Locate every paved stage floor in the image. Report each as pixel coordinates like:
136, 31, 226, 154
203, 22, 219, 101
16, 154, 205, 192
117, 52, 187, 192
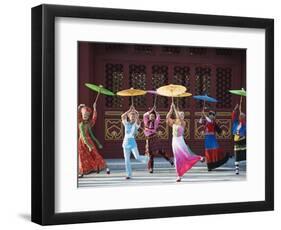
78, 157, 246, 188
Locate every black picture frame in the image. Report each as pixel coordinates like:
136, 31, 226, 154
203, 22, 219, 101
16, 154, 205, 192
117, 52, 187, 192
31, 4, 274, 225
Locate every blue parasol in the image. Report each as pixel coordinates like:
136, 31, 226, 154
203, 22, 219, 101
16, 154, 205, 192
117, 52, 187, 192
193, 94, 218, 103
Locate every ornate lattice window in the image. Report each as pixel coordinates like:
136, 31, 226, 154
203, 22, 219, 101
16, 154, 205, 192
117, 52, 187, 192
188, 48, 207, 56
195, 66, 212, 108
161, 46, 181, 55
134, 45, 153, 54
216, 67, 232, 108
173, 66, 191, 108
105, 44, 127, 52
152, 65, 169, 108
129, 64, 146, 107
105, 63, 124, 108
216, 48, 233, 56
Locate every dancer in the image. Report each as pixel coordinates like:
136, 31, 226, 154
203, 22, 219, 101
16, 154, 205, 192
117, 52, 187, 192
121, 105, 149, 179
78, 103, 110, 177
199, 110, 229, 171
232, 104, 246, 175
143, 106, 174, 173
166, 103, 204, 182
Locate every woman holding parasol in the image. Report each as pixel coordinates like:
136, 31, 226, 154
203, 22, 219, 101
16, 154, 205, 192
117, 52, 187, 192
118, 88, 149, 179
143, 91, 174, 173
166, 102, 204, 182
230, 88, 247, 175
158, 84, 204, 182
195, 94, 229, 171
77, 84, 114, 177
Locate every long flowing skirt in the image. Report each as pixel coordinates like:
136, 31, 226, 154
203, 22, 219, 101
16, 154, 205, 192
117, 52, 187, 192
204, 134, 229, 170
78, 138, 106, 174
172, 136, 201, 177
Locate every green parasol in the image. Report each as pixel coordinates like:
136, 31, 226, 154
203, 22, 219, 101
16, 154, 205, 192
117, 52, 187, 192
229, 88, 246, 97
229, 88, 246, 112
85, 83, 115, 103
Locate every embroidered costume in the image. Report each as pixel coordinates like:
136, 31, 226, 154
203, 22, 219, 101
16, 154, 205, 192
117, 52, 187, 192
143, 111, 174, 172
172, 124, 202, 177
232, 111, 246, 174
78, 106, 108, 175
122, 120, 148, 178
199, 115, 229, 170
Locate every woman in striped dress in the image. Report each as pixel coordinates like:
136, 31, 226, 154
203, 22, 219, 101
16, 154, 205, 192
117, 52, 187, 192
143, 106, 174, 173
232, 104, 246, 175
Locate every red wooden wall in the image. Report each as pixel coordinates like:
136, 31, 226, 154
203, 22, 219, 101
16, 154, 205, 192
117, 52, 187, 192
78, 42, 246, 159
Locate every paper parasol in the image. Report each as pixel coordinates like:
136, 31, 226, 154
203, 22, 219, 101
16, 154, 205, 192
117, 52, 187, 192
85, 83, 115, 103
193, 94, 218, 111
146, 90, 158, 95
229, 88, 246, 111
85, 83, 115, 96
156, 84, 186, 97
229, 88, 246, 97
117, 88, 146, 96
193, 94, 218, 103
174, 92, 192, 97
117, 88, 146, 106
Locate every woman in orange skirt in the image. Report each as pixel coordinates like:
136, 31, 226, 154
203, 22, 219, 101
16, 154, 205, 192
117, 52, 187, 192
78, 102, 110, 177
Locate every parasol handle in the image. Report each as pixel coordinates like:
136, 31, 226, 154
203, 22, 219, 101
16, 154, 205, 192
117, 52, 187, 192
131, 96, 133, 107
203, 100, 206, 112
94, 91, 101, 104
153, 94, 157, 108
176, 98, 179, 110
239, 96, 243, 113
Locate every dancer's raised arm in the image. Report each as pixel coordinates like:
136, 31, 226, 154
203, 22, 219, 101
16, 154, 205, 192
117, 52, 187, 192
90, 102, 97, 127
121, 106, 133, 121
232, 104, 239, 122
135, 110, 141, 127
166, 103, 175, 126
174, 106, 186, 127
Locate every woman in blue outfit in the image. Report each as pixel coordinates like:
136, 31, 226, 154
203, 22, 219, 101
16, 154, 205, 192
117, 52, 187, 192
121, 105, 148, 179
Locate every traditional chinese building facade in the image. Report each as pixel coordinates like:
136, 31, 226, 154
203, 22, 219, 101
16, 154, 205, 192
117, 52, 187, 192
78, 42, 246, 158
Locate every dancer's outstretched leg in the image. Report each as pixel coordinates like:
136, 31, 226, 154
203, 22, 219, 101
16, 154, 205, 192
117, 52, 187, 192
123, 148, 132, 179
131, 147, 149, 163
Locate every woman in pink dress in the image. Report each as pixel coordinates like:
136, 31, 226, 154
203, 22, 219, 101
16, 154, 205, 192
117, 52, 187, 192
166, 103, 204, 182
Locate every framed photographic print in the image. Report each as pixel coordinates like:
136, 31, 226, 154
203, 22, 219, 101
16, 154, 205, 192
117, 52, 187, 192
31, 4, 274, 225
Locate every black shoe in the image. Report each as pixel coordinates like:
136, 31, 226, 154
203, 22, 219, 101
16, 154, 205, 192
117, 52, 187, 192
149, 169, 153, 174
170, 160, 174, 166
106, 168, 110, 175
200, 157, 205, 163
176, 177, 181, 182
125, 176, 131, 180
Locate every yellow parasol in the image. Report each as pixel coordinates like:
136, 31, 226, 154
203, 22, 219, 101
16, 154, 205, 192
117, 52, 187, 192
116, 88, 146, 106
156, 84, 186, 104
175, 92, 192, 97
